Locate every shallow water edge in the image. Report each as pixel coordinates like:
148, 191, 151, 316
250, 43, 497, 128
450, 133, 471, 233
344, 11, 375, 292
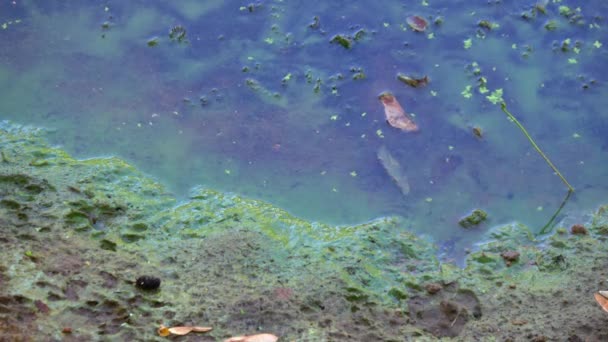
1, 122, 607, 341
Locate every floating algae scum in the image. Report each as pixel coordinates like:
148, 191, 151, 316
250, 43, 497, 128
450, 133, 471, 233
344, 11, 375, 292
1, 0, 608, 340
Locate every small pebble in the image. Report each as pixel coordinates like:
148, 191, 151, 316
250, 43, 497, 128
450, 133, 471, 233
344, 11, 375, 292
425, 283, 442, 294
570, 224, 588, 235
135, 275, 161, 290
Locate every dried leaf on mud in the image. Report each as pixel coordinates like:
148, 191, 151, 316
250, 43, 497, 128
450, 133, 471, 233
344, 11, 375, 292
158, 325, 212, 336
594, 292, 608, 313
224, 333, 279, 342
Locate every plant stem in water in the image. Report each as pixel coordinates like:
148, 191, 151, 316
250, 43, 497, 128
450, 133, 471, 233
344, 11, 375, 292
500, 102, 574, 192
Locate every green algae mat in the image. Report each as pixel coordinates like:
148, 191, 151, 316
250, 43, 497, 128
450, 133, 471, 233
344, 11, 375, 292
2, 124, 608, 340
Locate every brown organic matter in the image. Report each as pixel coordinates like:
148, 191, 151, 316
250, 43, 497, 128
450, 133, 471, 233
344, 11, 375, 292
378, 92, 418, 132
571, 224, 588, 235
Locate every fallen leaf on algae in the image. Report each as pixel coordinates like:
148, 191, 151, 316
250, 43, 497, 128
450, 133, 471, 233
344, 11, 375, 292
158, 325, 212, 336
224, 333, 279, 342
595, 292, 608, 313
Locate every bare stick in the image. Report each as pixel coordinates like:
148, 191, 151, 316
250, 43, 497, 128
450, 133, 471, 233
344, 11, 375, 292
500, 102, 574, 192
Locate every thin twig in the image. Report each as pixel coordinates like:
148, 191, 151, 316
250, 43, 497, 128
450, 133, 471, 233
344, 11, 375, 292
450, 309, 461, 327
538, 190, 572, 236
500, 102, 574, 192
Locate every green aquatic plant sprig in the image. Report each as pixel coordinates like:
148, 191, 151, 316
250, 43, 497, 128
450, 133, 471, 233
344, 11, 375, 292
486, 89, 575, 192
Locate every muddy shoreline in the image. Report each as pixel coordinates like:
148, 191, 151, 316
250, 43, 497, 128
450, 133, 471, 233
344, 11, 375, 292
1, 124, 607, 341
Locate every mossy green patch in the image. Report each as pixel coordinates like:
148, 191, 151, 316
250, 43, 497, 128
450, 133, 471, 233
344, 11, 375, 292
458, 209, 487, 228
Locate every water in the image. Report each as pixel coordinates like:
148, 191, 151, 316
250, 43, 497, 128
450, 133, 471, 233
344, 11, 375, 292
1, 0, 606, 258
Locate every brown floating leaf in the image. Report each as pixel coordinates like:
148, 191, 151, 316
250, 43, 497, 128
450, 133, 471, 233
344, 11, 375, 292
378, 92, 418, 132
406, 15, 428, 32
472, 126, 483, 138
158, 325, 213, 336
397, 73, 429, 88
224, 333, 279, 342
595, 292, 608, 313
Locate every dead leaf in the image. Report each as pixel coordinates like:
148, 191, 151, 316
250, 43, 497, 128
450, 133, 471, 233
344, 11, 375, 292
378, 92, 418, 132
224, 333, 279, 342
191, 326, 213, 333
158, 326, 170, 337
397, 73, 429, 88
511, 319, 528, 325
158, 325, 212, 336
595, 292, 608, 313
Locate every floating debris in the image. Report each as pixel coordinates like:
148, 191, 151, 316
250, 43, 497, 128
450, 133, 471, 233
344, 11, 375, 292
353, 28, 366, 41
308, 16, 320, 29
458, 209, 487, 228
472, 126, 483, 138
477, 20, 499, 31
169, 25, 187, 43
397, 73, 429, 88
330, 34, 352, 49
377, 145, 410, 196
544, 20, 557, 31
224, 333, 279, 342
378, 92, 418, 132
535, 0, 549, 14
101, 21, 112, 30
147, 37, 159, 47
406, 15, 428, 32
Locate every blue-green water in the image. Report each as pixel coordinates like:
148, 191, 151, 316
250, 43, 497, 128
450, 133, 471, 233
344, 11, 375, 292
1, 0, 606, 258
